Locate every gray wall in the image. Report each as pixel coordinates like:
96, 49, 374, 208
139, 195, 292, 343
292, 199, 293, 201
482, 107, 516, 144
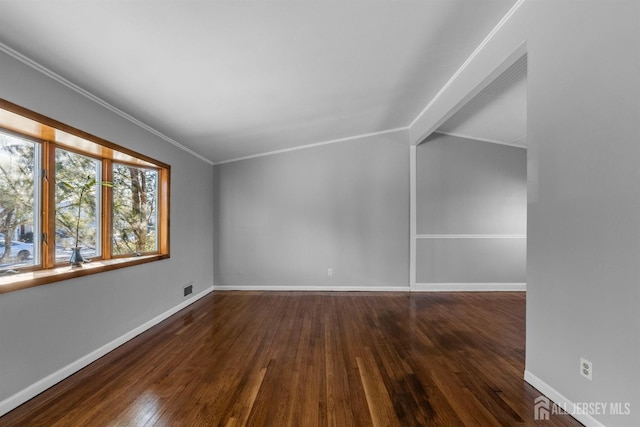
416, 134, 526, 284
3, 1, 639, 425
410, 1, 640, 425
214, 131, 409, 289
0, 50, 214, 408
526, 2, 640, 425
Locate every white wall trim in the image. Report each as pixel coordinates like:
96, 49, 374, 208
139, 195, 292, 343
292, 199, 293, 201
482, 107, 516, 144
0, 285, 215, 417
0, 41, 214, 166
213, 284, 524, 292
213, 285, 410, 292
214, 127, 410, 165
509, 135, 527, 145
433, 131, 527, 149
415, 283, 526, 292
417, 234, 526, 239
409, 146, 417, 291
524, 370, 606, 427
409, 0, 527, 131
0, 38, 412, 167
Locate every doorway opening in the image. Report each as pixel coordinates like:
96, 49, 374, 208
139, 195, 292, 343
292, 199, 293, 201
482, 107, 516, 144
413, 53, 527, 292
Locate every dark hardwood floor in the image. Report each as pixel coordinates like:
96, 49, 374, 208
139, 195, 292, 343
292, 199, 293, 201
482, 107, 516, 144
0, 291, 582, 426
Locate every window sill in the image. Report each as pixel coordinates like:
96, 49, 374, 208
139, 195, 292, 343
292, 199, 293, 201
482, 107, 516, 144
0, 254, 169, 294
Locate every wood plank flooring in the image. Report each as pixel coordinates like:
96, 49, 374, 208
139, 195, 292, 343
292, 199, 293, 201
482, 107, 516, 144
0, 291, 583, 426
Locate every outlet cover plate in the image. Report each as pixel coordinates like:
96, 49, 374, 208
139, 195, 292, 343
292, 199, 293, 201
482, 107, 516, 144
580, 357, 592, 380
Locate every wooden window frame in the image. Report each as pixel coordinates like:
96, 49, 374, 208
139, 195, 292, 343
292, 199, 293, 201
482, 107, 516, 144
109, 161, 162, 259
0, 99, 170, 294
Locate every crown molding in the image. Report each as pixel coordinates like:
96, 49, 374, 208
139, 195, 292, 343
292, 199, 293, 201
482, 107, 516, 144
0, 39, 409, 166
214, 126, 410, 165
433, 131, 527, 149
509, 135, 527, 145
0, 41, 214, 165
1, 0, 526, 166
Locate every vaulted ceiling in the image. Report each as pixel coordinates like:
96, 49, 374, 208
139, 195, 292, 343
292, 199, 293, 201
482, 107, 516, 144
437, 54, 527, 147
0, 0, 521, 163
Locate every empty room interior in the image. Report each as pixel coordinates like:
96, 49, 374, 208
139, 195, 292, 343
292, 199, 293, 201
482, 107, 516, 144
0, 1, 638, 426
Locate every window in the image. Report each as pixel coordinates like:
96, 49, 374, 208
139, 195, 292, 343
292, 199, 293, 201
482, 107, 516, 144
55, 148, 101, 263
0, 99, 170, 293
112, 164, 158, 256
0, 129, 40, 271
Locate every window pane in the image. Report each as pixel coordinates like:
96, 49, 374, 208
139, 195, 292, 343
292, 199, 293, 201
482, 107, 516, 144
112, 164, 158, 255
0, 129, 40, 271
55, 149, 101, 263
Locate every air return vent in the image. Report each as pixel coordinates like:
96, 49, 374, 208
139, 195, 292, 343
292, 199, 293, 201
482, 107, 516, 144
184, 283, 193, 297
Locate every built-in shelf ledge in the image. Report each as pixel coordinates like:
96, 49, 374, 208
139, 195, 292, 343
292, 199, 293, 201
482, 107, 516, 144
0, 254, 169, 294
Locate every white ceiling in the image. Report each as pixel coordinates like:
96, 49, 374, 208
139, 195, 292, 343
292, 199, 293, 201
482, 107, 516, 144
0, 0, 519, 163
437, 54, 527, 147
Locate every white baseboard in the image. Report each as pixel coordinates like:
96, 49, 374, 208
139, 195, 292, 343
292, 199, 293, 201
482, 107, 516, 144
213, 284, 526, 292
213, 285, 410, 292
0, 285, 215, 417
524, 370, 606, 427
415, 282, 526, 291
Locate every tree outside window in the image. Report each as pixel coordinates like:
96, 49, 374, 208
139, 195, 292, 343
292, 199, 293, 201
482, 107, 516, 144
0, 130, 39, 270
112, 164, 158, 255
55, 149, 101, 263
0, 99, 169, 292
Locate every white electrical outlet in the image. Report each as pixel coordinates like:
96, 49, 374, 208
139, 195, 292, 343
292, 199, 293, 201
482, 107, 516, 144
580, 358, 592, 380
327, 268, 333, 277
